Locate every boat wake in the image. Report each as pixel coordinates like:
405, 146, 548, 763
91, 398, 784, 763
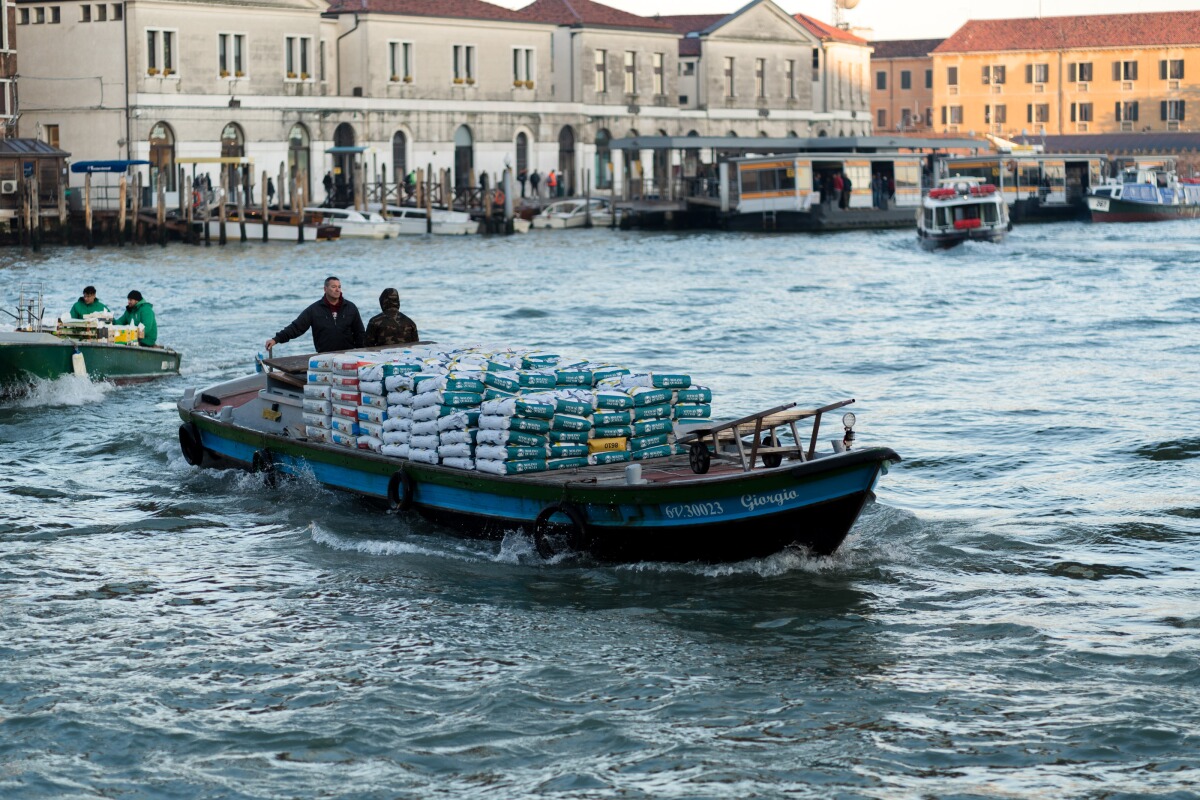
5, 374, 114, 407
309, 521, 487, 563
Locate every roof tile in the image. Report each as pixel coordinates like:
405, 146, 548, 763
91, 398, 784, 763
870, 38, 945, 60
935, 11, 1200, 53
515, 0, 670, 30
324, 0, 529, 23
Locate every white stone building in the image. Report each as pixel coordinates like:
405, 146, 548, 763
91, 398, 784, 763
14, 0, 873, 204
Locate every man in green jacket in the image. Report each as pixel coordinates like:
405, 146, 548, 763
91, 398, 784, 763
69, 286, 109, 319
114, 290, 158, 346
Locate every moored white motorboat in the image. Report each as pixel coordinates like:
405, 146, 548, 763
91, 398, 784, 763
530, 199, 614, 229
917, 178, 1010, 249
305, 207, 401, 239
1086, 160, 1200, 223
375, 205, 481, 236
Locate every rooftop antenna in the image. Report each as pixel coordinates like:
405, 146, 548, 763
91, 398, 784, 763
833, 0, 860, 30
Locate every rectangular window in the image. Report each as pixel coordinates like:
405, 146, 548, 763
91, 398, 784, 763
513, 46, 534, 84
81, 5, 91, 21
995, 104, 1006, 124
1033, 103, 1049, 123
391, 42, 415, 81
50, 6, 61, 23
320, 39, 327, 82
877, 108, 887, 129
876, 70, 887, 90
624, 51, 636, 94
1163, 100, 1186, 121
925, 68, 932, 89
653, 52, 664, 95
786, 60, 796, 98
113, 4, 122, 21
947, 66, 957, 86
286, 36, 312, 80
1116, 100, 1139, 121
146, 28, 176, 75
756, 58, 766, 97
452, 44, 475, 82
19, 8, 28, 25
45, 124, 60, 148
1071, 102, 1093, 122
900, 70, 911, 90
812, 48, 820, 81
35, 6, 44, 23
724, 56, 735, 97
1025, 63, 1049, 83
1068, 62, 1092, 82
218, 34, 246, 77
594, 49, 607, 92
97, 4, 106, 21
1114, 60, 1138, 81
1161, 59, 1184, 80
949, 105, 963, 124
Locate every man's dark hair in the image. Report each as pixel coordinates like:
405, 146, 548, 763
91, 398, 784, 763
324, 276, 340, 287
83, 286, 97, 295
127, 290, 143, 301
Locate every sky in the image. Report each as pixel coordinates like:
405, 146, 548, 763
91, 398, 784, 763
490, 0, 1200, 41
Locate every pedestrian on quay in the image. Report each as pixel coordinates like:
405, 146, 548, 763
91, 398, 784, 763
529, 169, 541, 198
364, 288, 420, 347
840, 173, 852, 210
518, 168, 528, 198
547, 170, 558, 198
831, 172, 843, 207
265, 276, 365, 354
266, 177, 276, 208
114, 290, 158, 347
323, 171, 334, 203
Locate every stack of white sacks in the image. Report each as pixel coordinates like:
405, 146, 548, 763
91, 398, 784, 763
298, 346, 712, 475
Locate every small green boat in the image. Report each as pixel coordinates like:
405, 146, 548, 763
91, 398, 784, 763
0, 330, 181, 395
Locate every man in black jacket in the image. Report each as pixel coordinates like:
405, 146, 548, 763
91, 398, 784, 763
265, 276, 365, 354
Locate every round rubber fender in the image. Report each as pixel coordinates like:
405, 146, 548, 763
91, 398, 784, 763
387, 469, 415, 512
251, 449, 277, 488
532, 502, 587, 559
178, 423, 205, 467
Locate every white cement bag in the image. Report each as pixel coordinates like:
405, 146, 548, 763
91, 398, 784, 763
383, 417, 412, 433
306, 371, 332, 385
360, 393, 387, 410
359, 380, 384, 397
330, 430, 358, 448
387, 389, 414, 406
357, 436, 383, 453
332, 402, 358, 420
411, 405, 442, 422
407, 447, 439, 465
330, 389, 361, 405
331, 417, 360, 436
410, 435, 440, 451
357, 406, 387, 424
386, 404, 414, 420
410, 420, 440, 438
358, 420, 383, 438
438, 443, 474, 459
330, 374, 359, 388
303, 399, 332, 415
303, 384, 332, 399
302, 412, 331, 428
437, 410, 475, 431
439, 428, 477, 445
441, 457, 475, 471
381, 430, 409, 445
381, 443, 410, 460
305, 426, 332, 443
308, 355, 335, 371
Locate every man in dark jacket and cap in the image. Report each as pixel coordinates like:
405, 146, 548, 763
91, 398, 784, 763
265, 276, 365, 354
365, 288, 419, 347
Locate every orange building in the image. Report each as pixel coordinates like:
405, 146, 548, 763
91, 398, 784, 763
870, 39, 942, 135
931, 11, 1200, 138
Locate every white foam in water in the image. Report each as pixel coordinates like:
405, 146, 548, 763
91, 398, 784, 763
309, 521, 481, 562
10, 374, 114, 408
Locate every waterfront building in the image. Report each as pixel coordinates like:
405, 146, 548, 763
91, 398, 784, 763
1, 0, 16, 139
930, 11, 1200, 139
869, 39, 942, 136
14, 0, 872, 205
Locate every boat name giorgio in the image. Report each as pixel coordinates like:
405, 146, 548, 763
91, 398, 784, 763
664, 501, 726, 519
741, 489, 800, 512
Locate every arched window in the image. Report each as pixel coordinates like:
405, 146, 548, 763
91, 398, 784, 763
392, 130, 408, 184
148, 121, 176, 192
516, 131, 529, 177
683, 130, 700, 177
727, 130, 739, 137
557, 125, 576, 196
454, 125, 474, 188
594, 128, 612, 189
286, 123, 310, 202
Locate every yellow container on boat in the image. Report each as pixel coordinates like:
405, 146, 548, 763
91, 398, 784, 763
588, 437, 627, 453
110, 325, 140, 344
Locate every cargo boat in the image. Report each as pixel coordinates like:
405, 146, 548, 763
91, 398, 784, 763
176, 352, 900, 563
1, 290, 181, 396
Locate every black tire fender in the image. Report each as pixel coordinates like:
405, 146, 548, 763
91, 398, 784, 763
251, 449, 277, 487
532, 502, 587, 559
760, 434, 783, 468
178, 423, 205, 467
387, 469, 415, 511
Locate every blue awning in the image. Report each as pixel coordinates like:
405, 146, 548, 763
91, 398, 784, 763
325, 146, 368, 154
70, 160, 151, 174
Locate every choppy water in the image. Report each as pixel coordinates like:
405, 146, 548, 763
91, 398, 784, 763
2, 222, 1199, 799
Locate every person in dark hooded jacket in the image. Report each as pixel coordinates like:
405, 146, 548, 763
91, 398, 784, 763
266, 276, 365, 354
364, 288, 419, 347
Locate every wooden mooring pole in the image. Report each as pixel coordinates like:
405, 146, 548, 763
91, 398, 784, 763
261, 170, 269, 243
84, 173, 94, 250
118, 176, 128, 247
